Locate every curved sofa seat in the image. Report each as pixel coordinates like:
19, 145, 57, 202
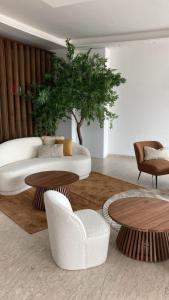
0, 137, 91, 195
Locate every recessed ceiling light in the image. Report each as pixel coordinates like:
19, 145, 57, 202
41, 0, 96, 8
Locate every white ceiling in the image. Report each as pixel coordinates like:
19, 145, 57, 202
1, 0, 169, 49
41, 0, 95, 8
0, 22, 63, 50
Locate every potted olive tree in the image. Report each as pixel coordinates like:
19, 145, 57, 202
33, 39, 126, 145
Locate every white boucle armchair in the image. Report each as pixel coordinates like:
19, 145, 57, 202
0, 137, 91, 195
44, 190, 110, 270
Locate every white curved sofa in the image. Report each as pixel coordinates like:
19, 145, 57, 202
0, 137, 91, 195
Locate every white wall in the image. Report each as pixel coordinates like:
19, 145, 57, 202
108, 38, 169, 156
56, 118, 72, 138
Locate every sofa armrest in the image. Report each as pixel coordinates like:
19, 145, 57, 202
79, 145, 91, 157
72, 143, 91, 157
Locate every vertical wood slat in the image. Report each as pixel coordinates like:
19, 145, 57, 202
30, 47, 36, 134
41, 51, 46, 80
19, 44, 27, 137
36, 49, 41, 84
0, 107, 2, 143
46, 52, 51, 73
25, 46, 33, 136
5, 40, 16, 139
30, 48, 36, 85
13, 42, 22, 138
0, 41, 3, 142
149, 232, 153, 262
0, 39, 9, 141
132, 230, 139, 259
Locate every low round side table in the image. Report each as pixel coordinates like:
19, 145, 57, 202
25, 171, 79, 211
108, 197, 169, 262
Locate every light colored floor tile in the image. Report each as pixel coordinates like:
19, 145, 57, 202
1, 156, 169, 300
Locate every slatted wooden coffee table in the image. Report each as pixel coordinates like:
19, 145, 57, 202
25, 171, 79, 211
108, 197, 169, 262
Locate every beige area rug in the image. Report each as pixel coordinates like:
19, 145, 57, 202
0, 172, 140, 234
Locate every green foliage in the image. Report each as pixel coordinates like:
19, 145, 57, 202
32, 39, 126, 142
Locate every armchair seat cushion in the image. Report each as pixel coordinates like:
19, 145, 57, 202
141, 159, 169, 175
75, 209, 110, 238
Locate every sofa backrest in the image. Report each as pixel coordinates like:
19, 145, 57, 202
0, 137, 43, 168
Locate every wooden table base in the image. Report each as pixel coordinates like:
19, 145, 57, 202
116, 226, 169, 262
33, 186, 70, 211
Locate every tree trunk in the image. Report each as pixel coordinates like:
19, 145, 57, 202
77, 122, 83, 145
71, 111, 84, 145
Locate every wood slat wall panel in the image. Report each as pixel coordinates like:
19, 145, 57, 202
13, 42, 22, 138
25, 46, 33, 137
19, 44, 27, 137
41, 51, 45, 81
0, 99, 2, 143
46, 52, 51, 73
30, 48, 36, 84
0, 37, 52, 143
36, 49, 41, 84
5, 40, 16, 139
0, 39, 9, 141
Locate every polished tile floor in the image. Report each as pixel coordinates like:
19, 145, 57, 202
1, 156, 169, 300
92, 155, 169, 192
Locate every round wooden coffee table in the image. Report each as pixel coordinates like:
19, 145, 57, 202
108, 197, 169, 262
25, 171, 79, 211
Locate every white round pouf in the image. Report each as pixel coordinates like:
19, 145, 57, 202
102, 188, 169, 232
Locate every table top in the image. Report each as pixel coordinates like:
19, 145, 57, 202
25, 171, 79, 189
108, 197, 169, 232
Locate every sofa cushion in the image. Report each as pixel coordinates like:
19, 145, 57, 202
38, 144, 63, 158
41, 136, 64, 145
144, 146, 169, 161
0, 156, 91, 194
56, 139, 72, 156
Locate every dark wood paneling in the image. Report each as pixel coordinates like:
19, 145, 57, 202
46, 52, 51, 73
25, 46, 33, 136
36, 49, 41, 84
0, 37, 52, 143
5, 40, 16, 139
30, 47, 36, 84
41, 51, 45, 81
13, 42, 22, 138
19, 44, 27, 136
0, 108, 2, 143
0, 39, 9, 141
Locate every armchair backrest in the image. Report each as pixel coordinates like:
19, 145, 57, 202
44, 190, 86, 268
134, 141, 163, 168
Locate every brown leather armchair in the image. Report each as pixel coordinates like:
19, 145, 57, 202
134, 141, 169, 188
